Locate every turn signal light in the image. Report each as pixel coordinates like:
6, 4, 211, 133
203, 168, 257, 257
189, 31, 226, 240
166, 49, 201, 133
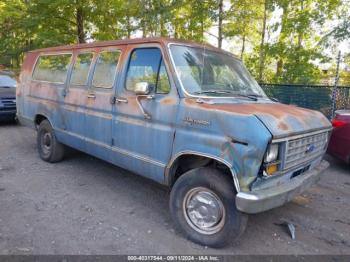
332, 119, 346, 128
266, 164, 278, 176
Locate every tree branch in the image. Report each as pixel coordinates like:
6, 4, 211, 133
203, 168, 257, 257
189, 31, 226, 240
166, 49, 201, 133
204, 31, 218, 39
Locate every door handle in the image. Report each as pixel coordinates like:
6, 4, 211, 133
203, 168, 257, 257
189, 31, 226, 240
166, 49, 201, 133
87, 94, 96, 99
115, 97, 128, 103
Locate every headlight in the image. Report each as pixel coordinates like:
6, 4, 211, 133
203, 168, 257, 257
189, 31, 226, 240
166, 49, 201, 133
264, 143, 279, 163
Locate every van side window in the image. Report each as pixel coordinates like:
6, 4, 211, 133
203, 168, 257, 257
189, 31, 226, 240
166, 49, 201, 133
32, 54, 72, 83
92, 50, 121, 89
70, 53, 93, 86
126, 48, 170, 94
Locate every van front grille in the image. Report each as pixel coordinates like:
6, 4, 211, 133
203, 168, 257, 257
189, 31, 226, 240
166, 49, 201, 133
283, 131, 329, 170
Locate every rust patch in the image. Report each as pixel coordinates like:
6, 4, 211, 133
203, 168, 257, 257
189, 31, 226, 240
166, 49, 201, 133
27, 37, 221, 57
277, 121, 290, 131
116, 97, 143, 116
184, 98, 320, 119
184, 98, 330, 128
160, 97, 176, 105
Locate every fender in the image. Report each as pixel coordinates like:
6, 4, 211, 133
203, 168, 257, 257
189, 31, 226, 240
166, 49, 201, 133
165, 150, 241, 192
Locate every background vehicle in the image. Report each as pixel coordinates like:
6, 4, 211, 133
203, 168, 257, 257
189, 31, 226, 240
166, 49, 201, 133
327, 110, 350, 164
17, 38, 331, 247
0, 74, 17, 122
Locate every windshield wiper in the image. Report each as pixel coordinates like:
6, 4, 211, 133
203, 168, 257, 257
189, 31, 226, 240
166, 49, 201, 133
231, 94, 260, 101
193, 90, 235, 95
193, 89, 265, 101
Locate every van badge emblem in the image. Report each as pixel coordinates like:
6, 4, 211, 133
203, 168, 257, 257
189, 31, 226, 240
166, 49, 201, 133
305, 144, 315, 154
183, 117, 210, 126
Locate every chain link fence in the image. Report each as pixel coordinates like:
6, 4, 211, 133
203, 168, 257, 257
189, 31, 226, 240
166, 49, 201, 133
260, 83, 350, 119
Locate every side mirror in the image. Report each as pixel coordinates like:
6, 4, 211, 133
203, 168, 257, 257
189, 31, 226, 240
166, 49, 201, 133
134, 82, 150, 95
133, 82, 154, 120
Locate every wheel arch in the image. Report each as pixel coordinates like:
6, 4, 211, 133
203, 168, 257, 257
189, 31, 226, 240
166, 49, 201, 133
165, 151, 240, 192
34, 114, 51, 130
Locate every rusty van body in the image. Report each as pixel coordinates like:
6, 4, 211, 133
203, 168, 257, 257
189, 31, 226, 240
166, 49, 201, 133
17, 38, 332, 247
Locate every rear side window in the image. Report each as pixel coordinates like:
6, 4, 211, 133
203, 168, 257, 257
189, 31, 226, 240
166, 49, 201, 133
125, 48, 170, 94
32, 54, 72, 83
70, 53, 94, 86
92, 50, 121, 88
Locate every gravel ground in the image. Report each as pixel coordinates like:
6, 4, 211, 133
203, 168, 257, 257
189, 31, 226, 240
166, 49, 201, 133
0, 122, 350, 255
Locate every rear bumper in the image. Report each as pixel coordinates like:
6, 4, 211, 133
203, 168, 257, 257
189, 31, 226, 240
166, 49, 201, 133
236, 160, 329, 214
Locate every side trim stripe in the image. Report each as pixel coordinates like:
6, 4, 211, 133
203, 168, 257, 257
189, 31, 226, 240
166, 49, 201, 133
55, 128, 166, 168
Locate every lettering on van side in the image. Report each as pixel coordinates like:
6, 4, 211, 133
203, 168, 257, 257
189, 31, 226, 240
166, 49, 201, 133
183, 117, 210, 126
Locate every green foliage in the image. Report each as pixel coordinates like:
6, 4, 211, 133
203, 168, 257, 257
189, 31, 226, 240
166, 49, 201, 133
223, 0, 263, 59
246, 0, 342, 84
0, 0, 348, 85
0, 0, 29, 67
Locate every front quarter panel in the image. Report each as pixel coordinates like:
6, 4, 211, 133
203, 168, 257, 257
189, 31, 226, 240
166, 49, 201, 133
172, 99, 272, 192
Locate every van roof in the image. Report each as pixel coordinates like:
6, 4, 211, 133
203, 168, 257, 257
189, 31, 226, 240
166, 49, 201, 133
28, 37, 236, 58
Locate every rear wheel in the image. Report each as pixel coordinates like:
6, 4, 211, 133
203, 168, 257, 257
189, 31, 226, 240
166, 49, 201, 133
169, 167, 248, 247
37, 119, 65, 163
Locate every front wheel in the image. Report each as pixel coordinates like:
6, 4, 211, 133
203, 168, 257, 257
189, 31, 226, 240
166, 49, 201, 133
169, 167, 248, 247
37, 119, 65, 163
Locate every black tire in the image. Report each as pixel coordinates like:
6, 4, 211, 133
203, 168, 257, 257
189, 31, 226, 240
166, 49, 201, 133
169, 167, 248, 247
37, 119, 65, 163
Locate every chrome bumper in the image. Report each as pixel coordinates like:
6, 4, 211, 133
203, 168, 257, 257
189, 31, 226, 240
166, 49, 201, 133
236, 160, 329, 214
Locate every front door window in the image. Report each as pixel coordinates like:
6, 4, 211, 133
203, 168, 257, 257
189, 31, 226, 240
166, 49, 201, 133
125, 48, 170, 94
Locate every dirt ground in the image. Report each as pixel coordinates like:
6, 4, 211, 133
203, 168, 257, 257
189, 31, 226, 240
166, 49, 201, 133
0, 122, 349, 255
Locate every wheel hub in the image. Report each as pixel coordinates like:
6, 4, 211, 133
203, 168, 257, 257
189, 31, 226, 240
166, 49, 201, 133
41, 131, 52, 154
183, 187, 225, 235
43, 133, 51, 146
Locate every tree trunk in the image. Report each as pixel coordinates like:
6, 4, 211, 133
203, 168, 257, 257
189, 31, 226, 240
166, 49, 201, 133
218, 0, 223, 49
174, 20, 178, 38
274, 1, 288, 80
199, 1, 204, 42
258, 0, 268, 82
295, 0, 304, 65
241, 35, 246, 59
141, 18, 147, 37
201, 14, 204, 42
297, 0, 304, 48
127, 14, 131, 38
76, 5, 85, 43
276, 59, 283, 77
160, 15, 167, 37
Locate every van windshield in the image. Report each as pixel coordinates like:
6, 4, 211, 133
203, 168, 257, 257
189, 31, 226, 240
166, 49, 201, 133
170, 45, 266, 98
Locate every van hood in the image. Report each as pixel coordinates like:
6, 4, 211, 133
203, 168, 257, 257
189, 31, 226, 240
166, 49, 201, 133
0, 86, 16, 98
188, 99, 332, 138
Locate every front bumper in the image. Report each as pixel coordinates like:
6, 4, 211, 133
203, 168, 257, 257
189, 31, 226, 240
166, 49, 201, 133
236, 160, 329, 214
0, 109, 16, 120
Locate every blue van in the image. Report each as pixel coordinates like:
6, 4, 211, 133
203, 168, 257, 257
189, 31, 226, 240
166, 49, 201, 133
17, 38, 331, 247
